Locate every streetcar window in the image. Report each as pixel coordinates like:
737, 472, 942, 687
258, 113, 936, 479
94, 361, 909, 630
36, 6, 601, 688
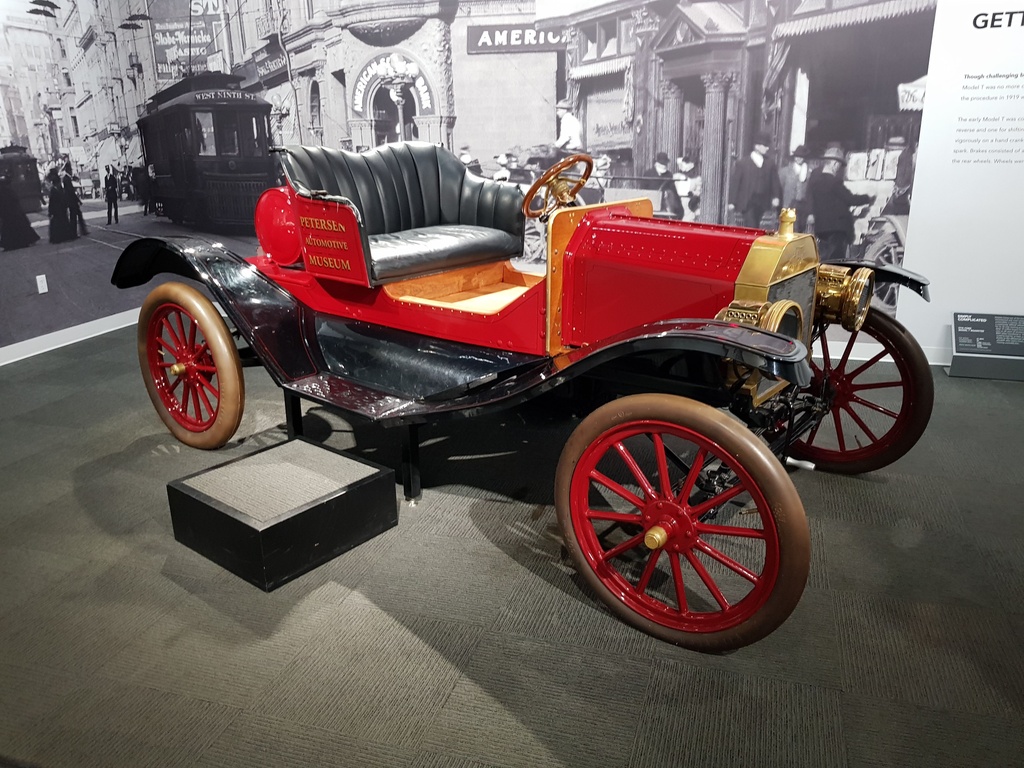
216, 112, 240, 156
195, 111, 216, 156
239, 114, 267, 157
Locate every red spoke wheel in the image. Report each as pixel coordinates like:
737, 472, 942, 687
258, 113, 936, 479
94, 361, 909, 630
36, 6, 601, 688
555, 394, 810, 652
792, 308, 933, 474
137, 282, 244, 449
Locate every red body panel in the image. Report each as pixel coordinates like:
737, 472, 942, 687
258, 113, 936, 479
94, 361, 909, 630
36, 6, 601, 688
250, 257, 548, 355
561, 210, 757, 348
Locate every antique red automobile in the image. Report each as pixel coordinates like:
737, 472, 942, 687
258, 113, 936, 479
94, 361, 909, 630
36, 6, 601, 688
111, 142, 933, 652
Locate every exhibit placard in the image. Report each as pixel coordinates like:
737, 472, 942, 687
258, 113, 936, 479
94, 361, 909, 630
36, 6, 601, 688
952, 312, 1024, 356
947, 311, 1024, 380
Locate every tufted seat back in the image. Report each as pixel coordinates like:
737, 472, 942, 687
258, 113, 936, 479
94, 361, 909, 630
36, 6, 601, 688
277, 142, 524, 239
275, 142, 526, 284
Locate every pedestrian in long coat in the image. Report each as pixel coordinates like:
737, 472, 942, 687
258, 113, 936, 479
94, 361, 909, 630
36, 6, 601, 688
63, 173, 87, 236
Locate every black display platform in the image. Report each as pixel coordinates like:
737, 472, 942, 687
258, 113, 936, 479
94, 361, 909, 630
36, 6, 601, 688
167, 438, 398, 591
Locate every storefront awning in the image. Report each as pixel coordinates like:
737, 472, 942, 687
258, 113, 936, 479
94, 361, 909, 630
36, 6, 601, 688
773, 0, 937, 39
96, 137, 121, 173
570, 56, 630, 80
125, 135, 144, 166
535, 0, 629, 22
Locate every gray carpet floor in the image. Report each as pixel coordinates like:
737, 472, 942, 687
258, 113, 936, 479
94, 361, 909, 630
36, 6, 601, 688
1, 325, 1023, 768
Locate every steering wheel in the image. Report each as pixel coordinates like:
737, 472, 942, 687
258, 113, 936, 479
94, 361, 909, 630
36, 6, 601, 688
521, 154, 594, 220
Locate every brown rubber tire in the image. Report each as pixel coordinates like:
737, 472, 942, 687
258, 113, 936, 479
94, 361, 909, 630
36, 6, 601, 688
137, 282, 244, 449
555, 393, 810, 653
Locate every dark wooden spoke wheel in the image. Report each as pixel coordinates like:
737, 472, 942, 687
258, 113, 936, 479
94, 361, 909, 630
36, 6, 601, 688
137, 282, 244, 449
792, 309, 933, 474
555, 394, 810, 652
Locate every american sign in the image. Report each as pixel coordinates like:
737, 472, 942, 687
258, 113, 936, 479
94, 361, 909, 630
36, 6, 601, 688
467, 25, 568, 54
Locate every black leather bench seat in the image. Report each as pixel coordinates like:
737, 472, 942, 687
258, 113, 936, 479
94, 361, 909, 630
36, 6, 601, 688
369, 225, 524, 282
276, 142, 526, 285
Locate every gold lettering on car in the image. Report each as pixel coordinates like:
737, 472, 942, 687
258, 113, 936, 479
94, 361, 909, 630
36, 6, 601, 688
299, 216, 347, 233
305, 233, 350, 252
307, 252, 351, 271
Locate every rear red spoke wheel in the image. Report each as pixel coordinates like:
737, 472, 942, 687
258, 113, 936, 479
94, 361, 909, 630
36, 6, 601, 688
147, 305, 220, 432
138, 283, 245, 450
792, 309, 934, 474
556, 394, 810, 652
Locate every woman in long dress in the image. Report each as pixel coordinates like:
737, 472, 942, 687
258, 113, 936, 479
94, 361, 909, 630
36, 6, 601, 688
46, 168, 75, 243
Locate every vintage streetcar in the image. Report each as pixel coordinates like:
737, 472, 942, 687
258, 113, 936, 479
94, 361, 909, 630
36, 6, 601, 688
0, 145, 42, 214
137, 72, 277, 228
111, 143, 933, 652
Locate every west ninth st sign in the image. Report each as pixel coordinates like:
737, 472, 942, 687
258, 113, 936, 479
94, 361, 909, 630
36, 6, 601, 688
467, 25, 568, 54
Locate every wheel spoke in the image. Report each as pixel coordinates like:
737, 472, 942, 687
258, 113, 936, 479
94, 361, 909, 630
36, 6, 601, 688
669, 552, 688, 613
851, 379, 903, 392
192, 364, 217, 374
155, 336, 178, 356
652, 433, 673, 498
849, 394, 898, 420
195, 382, 216, 420
161, 316, 182, 348
694, 539, 759, 584
601, 532, 645, 562
172, 311, 188, 351
586, 509, 642, 525
683, 550, 730, 611
832, 408, 847, 452
188, 315, 198, 348
613, 440, 658, 500
591, 470, 645, 511
847, 349, 888, 380
818, 331, 833, 373
169, 374, 183, 394
687, 481, 746, 520
804, 418, 823, 446
843, 403, 879, 443
835, 330, 859, 376
196, 374, 220, 398
635, 549, 661, 594
180, 381, 192, 417
696, 523, 766, 540
674, 447, 706, 505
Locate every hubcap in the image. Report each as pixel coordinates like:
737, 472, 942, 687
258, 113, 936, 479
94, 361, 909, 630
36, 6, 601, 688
644, 525, 668, 550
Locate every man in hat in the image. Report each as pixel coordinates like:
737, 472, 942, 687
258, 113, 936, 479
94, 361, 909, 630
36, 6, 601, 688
728, 131, 781, 227
806, 146, 875, 262
104, 164, 120, 225
779, 144, 811, 231
643, 152, 683, 218
554, 99, 583, 153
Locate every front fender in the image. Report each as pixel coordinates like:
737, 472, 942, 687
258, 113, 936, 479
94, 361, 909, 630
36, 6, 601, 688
823, 259, 931, 302
558, 318, 812, 388
111, 237, 318, 382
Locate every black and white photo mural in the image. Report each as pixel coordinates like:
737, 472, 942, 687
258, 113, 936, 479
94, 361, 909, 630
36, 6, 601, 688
0, 0, 936, 355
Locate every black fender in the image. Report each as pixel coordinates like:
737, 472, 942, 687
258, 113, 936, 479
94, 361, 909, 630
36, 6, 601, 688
285, 318, 812, 428
111, 237, 319, 382
555, 319, 811, 388
822, 259, 931, 302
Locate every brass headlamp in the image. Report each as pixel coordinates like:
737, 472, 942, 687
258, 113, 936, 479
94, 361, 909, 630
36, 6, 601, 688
814, 265, 875, 332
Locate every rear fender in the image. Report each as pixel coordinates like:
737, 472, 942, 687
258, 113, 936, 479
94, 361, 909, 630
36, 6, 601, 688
823, 259, 931, 302
110, 237, 318, 382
